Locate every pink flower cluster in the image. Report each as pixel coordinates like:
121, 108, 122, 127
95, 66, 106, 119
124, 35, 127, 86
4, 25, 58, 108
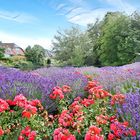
50, 85, 72, 100
0, 99, 9, 112
110, 93, 125, 105
18, 126, 36, 140
1, 94, 42, 119
53, 127, 76, 140
0, 94, 44, 139
85, 81, 111, 99
14, 94, 42, 119
57, 95, 94, 135
85, 125, 104, 140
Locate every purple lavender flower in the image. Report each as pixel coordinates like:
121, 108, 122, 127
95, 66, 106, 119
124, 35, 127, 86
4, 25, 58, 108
117, 92, 140, 135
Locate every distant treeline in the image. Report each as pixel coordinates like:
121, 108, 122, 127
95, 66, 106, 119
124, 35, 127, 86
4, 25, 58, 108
52, 11, 140, 67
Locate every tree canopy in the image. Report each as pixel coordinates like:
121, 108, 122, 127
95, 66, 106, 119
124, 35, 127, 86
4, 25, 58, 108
25, 45, 46, 66
52, 11, 140, 66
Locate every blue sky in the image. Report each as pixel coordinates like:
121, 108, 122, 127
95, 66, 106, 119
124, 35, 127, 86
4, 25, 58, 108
0, 0, 139, 49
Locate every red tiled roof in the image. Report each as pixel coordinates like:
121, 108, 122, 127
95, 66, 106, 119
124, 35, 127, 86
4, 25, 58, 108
0, 43, 24, 56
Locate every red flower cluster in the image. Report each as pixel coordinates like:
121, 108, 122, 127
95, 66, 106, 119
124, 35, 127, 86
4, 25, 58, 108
50, 86, 64, 100
96, 114, 109, 125
85, 81, 111, 99
50, 82, 136, 139
0, 79, 136, 140
0, 127, 4, 136
24, 104, 37, 114
4, 94, 42, 119
59, 110, 73, 127
14, 94, 42, 119
89, 86, 111, 99
84, 81, 99, 91
0, 98, 9, 112
22, 104, 37, 119
18, 126, 36, 140
59, 105, 84, 130
28, 99, 41, 107
111, 94, 125, 105
6, 99, 16, 106
14, 94, 27, 108
85, 125, 104, 140
69, 99, 83, 113
53, 127, 76, 140
62, 85, 72, 93
50, 85, 71, 100
81, 98, 94, 107
108, 120, 136, 140
58, 96, 86, 132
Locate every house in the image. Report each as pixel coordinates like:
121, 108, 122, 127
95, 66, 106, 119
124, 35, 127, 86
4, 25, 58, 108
0, 41, 24, 58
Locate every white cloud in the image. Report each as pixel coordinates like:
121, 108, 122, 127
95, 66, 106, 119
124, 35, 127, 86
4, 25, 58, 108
56, 3, 66, 11
0, 10, 37, 23
65, 0, 137, 26
101, 0, 136, 14
55, 0, 137, 26
67, 8, 110, 26
68, 0, 87, 6
0, 32, 52, 50
66, 7, 86, 17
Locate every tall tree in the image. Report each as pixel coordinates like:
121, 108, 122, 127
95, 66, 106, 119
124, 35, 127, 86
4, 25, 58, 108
97, 12, 139, 66
25, 46, 33, 62
130, 11, 140, 54
25, 45, 46, 66
87, 20, 103, 66
52, 27, 91, 66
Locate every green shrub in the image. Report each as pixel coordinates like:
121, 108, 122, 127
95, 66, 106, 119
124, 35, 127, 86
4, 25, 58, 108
13, 60, 34, 70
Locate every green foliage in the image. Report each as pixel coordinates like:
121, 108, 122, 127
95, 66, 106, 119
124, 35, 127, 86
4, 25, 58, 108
0, 103, 56, 140
98, 12, 139, 66
25, 45, 32, 61
0, 58, 13, 67
25, 45, 46, 66
0, 48, 5, 59
52, 27, 91, 66
120, 80, 140, 94
53, 11, 140, 66
70, 46, 84, 66
87, 20, 102, 66
13, 60, 34, 70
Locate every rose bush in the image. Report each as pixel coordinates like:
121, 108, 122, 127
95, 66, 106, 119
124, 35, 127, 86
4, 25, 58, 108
0, 77, 137, 139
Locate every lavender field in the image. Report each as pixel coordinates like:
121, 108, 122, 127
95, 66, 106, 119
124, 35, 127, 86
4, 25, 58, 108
0, 62, 140, 109
0, 62, 140, 139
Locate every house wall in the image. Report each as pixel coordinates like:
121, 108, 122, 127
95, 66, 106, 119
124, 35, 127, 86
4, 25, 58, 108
0, 43, 25, 56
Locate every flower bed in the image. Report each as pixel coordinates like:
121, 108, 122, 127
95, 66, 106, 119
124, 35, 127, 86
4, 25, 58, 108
0, 78, 137, 140
0, 66, 88, 113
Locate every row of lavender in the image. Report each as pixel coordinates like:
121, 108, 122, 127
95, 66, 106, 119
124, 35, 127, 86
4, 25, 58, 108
34, 62, 140, 94
75, 62, 140, 93
0, 66, 88, 112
